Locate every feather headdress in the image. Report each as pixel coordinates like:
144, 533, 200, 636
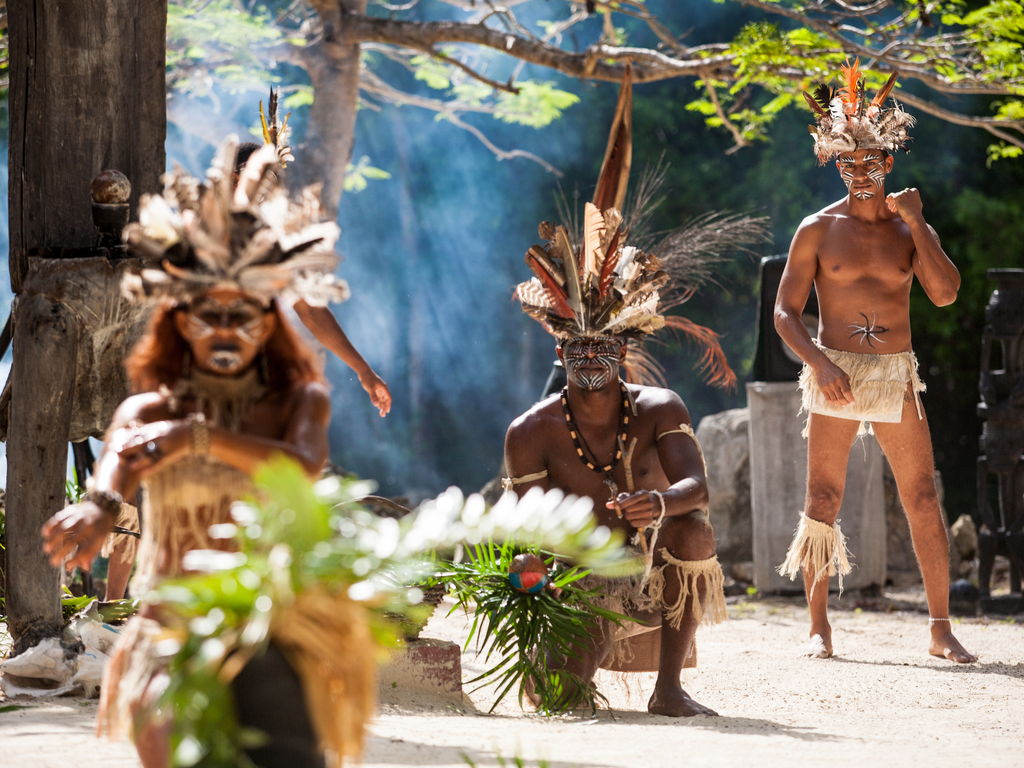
514, 66, 771, 388
122, 136, 349, 308
803, 59, 914, 163
260, 86, 294, 166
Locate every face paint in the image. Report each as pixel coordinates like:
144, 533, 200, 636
186, 298, 266, 342
207, 346, 244, 372
562, 336, 623, 391
847, 311, 890, 348
838, 153, 887, 200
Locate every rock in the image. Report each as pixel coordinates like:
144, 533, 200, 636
0, 638, 74, 683
72, 650, 111, 699
950, 514, 978, 561
696, 408, 751, 565
731, 561, 754, 584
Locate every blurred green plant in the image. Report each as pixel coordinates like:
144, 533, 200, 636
149, 458, 633, 767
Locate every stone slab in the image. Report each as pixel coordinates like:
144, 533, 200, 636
378, 637, 464, 701
747, 381, 887, 593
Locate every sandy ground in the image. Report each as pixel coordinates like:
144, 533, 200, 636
2, 587, 1023, 768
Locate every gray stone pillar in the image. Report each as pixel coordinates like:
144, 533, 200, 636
748, 381, 886, 593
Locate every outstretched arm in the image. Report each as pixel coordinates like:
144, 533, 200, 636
293, 299, 392, 416
887, 188, 960, 306
775, 217, 856, 407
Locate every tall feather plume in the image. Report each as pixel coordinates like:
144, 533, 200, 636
871, 71, 899, 109
803, 91, 828, 116
592, 62, 633, 214
622, 344, 668, 387
839, 57, 862, 116
598, 227, 622, 298
812, 84, 834, 113
526, 245, 566, 287
526, 252, 574, 318
554, 226, 583, 319
663, 315, 736, 390
582, 202, 606, 285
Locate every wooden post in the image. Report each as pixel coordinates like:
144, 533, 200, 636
7, 0, 166, 292
4, 295, 78, 653
4, 0, 166, 649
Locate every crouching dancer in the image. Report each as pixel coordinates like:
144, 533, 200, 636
503, 69, 732, 717
776, 60, 975, 662
42, 140, 371, 766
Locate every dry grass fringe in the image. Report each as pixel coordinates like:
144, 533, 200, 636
799, 344, 925, 438
778, 514, 852, 598
643, 553, 727, 630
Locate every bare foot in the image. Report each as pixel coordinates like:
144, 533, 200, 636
648, 686, 718, 717
803, 633, 833, 659
929, 626, 977, 663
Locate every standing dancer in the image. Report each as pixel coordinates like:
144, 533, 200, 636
43, 140, 372, 766
775, 60, 975, 662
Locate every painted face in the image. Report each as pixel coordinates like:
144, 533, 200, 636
560, 335, 624, 391
175, 288, 276, 375
837, 150, 888, 200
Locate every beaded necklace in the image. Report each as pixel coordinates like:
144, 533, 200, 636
559, 381, 630, 499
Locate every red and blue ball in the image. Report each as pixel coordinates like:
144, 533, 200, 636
508, 553, 550, 595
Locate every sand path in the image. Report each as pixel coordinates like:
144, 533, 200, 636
3, 588, 1022, 767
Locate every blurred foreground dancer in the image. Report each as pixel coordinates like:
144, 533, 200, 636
775, 60, 975, 662
42, 140, 366, 766
100, 91, 390, 603
504, 68, 768, 717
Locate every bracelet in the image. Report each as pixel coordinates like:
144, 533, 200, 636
929, 617, 951, 623
188, 412, 210, 456
83, 489, 124, 518
649, 490, 667, 531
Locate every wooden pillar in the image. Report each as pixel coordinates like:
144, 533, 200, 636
4, 0, 166, 648
7, 0, 166, 292
4, 295, 79, 652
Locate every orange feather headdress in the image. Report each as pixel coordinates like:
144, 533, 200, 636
802, 58, 915, 163
513, 66, 771, 389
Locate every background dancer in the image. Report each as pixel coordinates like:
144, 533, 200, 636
504, 69, 767, 717
775, 61, 975, 662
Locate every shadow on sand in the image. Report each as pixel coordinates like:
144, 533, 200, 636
600, 710, 848, 742
828, 655, 1024, 679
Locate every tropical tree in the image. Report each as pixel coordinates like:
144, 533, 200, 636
166, 0, 1023, 214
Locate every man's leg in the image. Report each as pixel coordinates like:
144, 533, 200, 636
647, 512, 720, 717
799, 413, 860, 657
871, 399, 977, 663
104, 534, 136, 601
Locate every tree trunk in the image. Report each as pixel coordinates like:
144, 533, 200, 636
4, 0, 167, 649
4, 295, 78, 653
291, 0, 367, 218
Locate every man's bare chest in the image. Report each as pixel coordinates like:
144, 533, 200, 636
817, 219, 915, 284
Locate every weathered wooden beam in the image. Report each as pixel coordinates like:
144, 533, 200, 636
4, 294, 79, 653
7, 0, 167, 292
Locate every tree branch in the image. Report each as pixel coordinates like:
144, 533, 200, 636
704, 79, 751, 154
341, 11, 734, 82
359, 69, 562, 173
895, 91, 1024, 149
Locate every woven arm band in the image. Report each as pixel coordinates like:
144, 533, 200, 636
83, 489, 124, 518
